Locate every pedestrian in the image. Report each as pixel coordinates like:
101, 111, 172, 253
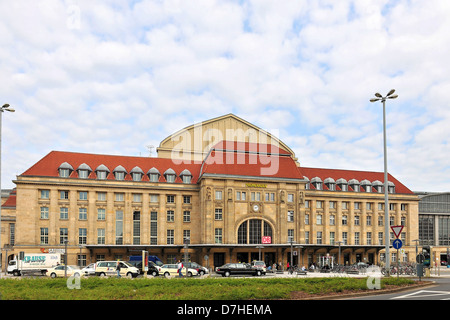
116, 261, 121, 278
177, 260, 183, 277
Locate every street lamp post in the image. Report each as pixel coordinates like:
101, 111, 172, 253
370, 89, 398, 276
0, 103, 15, 274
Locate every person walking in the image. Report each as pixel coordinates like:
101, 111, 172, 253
177, 260, 183, 277
116, 261, 122, 278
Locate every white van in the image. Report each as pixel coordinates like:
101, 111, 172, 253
95, 261, 139, 278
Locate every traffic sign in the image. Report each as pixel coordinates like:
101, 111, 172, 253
391, 225, 404, 238
392, 239, 403, 250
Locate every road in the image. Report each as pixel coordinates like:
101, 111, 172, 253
348, 267, 450, 300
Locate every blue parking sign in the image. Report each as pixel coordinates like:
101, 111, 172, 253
393, 239, 403, 250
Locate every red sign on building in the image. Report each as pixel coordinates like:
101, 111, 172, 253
262, 236, 272, 244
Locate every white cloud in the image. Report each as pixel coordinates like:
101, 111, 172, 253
0, 0, 450, 192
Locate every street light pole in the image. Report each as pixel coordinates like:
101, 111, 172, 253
370, 90, 398, 276
0, 103, 15, 275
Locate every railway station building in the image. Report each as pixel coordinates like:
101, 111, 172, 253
1, 114, 420, 270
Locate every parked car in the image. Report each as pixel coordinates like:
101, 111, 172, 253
95, 261, 140, 278
81, 263, 96, 276
128, 260, 161, 276
47, 265, 82, 278
251, 261, 267, 272
185, 262, 209, 276
216, 263, 265, 277
160, 264, 198, 277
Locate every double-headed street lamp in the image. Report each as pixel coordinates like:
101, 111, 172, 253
0, 103, 14, 274
370, 90, 398, 275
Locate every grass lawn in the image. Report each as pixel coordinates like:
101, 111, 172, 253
0, 276, 416, 300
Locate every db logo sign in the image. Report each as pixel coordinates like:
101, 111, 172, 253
262, 236, 271, 244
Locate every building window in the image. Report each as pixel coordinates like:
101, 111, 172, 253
40, 190, 50, 199
288, 210, 294, 222
97, 208, 105, 220
316, 231, 323, 244
311, 177, 322, 190
366, 202, 372, 211
130, 166, 144, 181
354, 232, 360, 245
265, 192, 275, 202
167, 195, 175, 203
167, 230, 174, 245
133, 194, 142, 202
287, 193, 294, 202
330, 232, 335, 245
342, 232, 348, 245
378, 232, 384, 245
316, 214, 322, 225
150, 194, 158, 203
342, 215, 347, 225
367, 232, 372, 245
167, 210, 175, 222
79, 191, 88, 200
215, 228, 223, 244
354, 202, 361, 210
150, 211, 158, 245
316, 201, 323, 209
183, 230, 190, 244
366, 215, 372, 226
115, 193, 124, 201
60, 228, 68, 244
329, 201, 336, 209
79, 228, 87, 245
164, 168, 176, 183
60, 207, 68, 220
215, 208, 223, 220
305, 231, 310, 244
97, 192, 106, 201
97, 229, 105, 245
180, 169, 192, 184
79, 207, 87, 220
95, 164, 110, 180
40, 207, 49, 219
40, 228, 48, 244
60, 191, 69, 200
251, 192, 261, 201
237, 219, 273, 245
288, 229, 294, 242
113, 166, 126, 181
183, 210, 191, 222
9, 223, 15, 246
58, 162, 73, 178
305, 214, 310, 225
215, 190, 222, 200
183, 196, 191, 204
329, 215, 335, 225
133, 211, 140, 245
115, 210, 123, 245
354, 215, 360, 226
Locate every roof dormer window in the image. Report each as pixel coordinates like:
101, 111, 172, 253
146, 167, 160, 182
311, 177, 322, 190
349, 179, 360, 192
372, 180, 383, 193
58, 162, 73, 178
303, 177, 310, 190
130, 166, 144, 181
324, 177, 336, 191
180, 169, 192, 184
113, 165, 127, 181
361, 180, 372, 192
95, 164, 110, 180
77, 163, 92, 179
164, 168, 176, 183
388, 181, 395, 193
336, 178, 348, 191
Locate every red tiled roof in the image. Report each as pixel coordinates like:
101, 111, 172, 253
212, 141, 292, 155
2, 189, 16, 208
201, 145, 304, 180
301, 167, 414, 194
20, 151, 203, 184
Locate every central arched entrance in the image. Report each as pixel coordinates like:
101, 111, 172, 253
236, 219, 275, 265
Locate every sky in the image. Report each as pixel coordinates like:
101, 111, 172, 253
1, 0, 449, 192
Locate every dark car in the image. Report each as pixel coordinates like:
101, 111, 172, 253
216, 263, 265, 277
128, 260, 161, 276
